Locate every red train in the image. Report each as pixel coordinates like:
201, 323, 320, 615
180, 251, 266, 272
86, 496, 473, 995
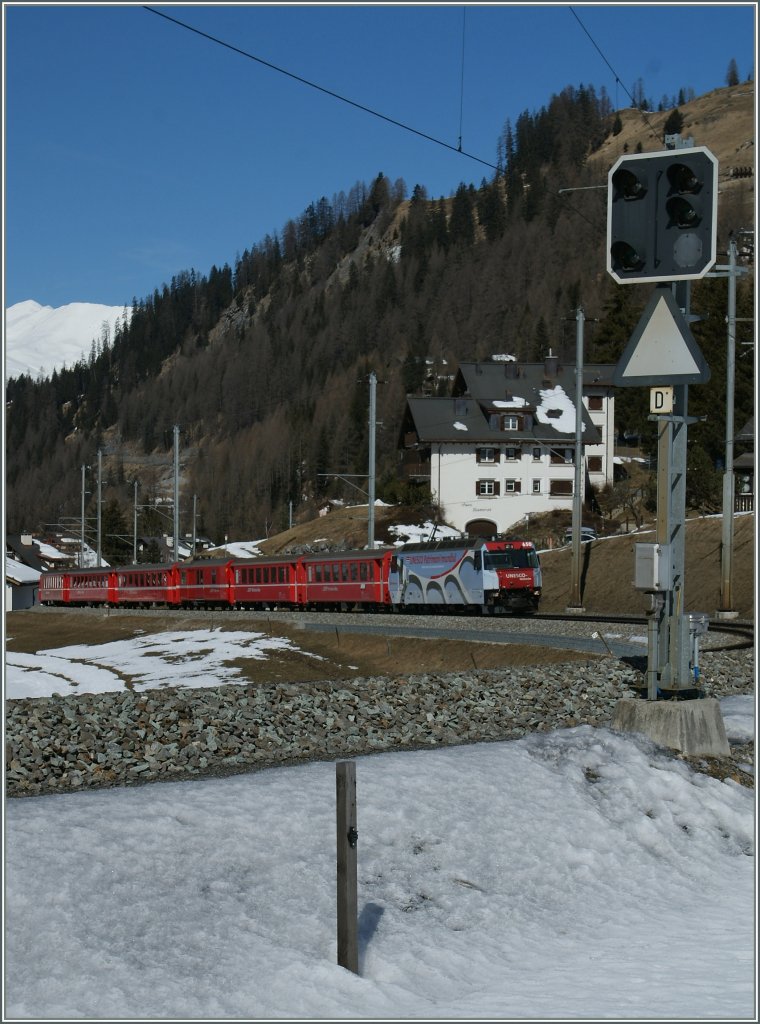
38, 538, 542, 615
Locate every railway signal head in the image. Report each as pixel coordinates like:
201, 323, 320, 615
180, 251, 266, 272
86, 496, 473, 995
606, 146, 718, 284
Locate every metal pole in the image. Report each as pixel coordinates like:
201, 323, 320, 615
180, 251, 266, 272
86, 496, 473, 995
569, 308, 584, 608
368, 371, 377, 549
80, 464, 86, 569
97, 449, 102, 567
719, 237, 737, 613
192, 494, 197, 557
133, 480, 138, 564
173, 424, 180, 560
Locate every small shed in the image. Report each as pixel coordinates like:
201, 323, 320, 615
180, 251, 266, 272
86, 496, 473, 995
5, 558, 41, 610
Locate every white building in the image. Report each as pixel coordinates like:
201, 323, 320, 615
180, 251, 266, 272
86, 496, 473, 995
398, 354, 616, 537
5, 558, 41, 610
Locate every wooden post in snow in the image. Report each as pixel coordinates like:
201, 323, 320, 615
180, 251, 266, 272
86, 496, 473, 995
336, 760, 358, 973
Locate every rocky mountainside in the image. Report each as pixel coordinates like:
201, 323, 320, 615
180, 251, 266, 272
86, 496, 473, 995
5, 84, 754, 548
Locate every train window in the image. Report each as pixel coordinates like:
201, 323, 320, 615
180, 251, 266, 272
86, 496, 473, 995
254, 568, 261, 584
211, 571, 217, 585
278, 567, 285, 583
315, 565, 322, 582
360, 563, 368, 581
350, 563, 358, 582
391, 556, 398, 572
332, 564, 340, 582
474, 552, 482, 571
341, 564, 348, 582
181, 572, 187, 584
307, 567, 313, 583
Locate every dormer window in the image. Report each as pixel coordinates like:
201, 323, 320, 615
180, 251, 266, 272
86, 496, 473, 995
502, 415, 520, 431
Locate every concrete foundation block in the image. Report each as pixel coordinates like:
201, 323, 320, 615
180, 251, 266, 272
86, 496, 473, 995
611, 697, 731, 758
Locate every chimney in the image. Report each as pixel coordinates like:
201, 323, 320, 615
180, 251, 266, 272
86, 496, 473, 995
504, 361, 516, 378
544, 348, 559, 379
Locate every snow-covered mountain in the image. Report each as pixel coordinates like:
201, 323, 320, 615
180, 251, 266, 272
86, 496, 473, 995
4, 300, 131, 380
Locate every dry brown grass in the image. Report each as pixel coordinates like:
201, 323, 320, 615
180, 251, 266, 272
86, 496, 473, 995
538, 514, 755, 619
5, 608, 594, 687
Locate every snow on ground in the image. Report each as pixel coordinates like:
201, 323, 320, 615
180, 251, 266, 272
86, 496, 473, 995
4, 628, 755, 1019
4, 712, 755, 1020
4, 629, 324, 699
388, 520, 462, 545
220, 540, 266, 558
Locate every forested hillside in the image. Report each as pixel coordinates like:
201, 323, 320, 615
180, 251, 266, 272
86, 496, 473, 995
5, 81, 754, 554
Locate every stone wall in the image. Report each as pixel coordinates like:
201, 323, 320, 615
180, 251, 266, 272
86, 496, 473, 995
6, 660, 642, 797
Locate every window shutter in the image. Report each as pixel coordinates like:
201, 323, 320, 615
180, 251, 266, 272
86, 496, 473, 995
494, 481, 501, 496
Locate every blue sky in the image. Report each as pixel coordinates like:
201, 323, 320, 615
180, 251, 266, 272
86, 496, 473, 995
3, 2, 756, 309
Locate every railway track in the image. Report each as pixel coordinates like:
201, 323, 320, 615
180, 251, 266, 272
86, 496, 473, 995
31, 604, 754, 656
532, 612, 755, 653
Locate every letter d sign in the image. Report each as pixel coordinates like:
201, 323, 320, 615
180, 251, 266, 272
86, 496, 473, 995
650, 386, 674, 414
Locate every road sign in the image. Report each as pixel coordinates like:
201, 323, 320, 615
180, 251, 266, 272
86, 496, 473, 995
612, 287, 711, 387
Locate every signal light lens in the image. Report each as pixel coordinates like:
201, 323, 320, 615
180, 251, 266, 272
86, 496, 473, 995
611, 241, 644, 271
667, 163, 700, 194
673, 232, 703, 269
666, 196, 701, 228
612, 168, 647, 200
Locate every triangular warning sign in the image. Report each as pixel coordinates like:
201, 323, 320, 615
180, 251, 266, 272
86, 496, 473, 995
613, 287, 711, 387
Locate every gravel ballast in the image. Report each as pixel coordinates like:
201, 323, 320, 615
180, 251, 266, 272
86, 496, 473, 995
6, 646, 753, 798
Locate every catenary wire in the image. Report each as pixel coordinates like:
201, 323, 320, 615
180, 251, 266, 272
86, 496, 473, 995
142, 5, 499, 173
568, 6, 661, 142
145, 4, 651, 232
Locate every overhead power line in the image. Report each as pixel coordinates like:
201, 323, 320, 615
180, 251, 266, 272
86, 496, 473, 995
567, 6, 660, 141
143, 6, 499, 172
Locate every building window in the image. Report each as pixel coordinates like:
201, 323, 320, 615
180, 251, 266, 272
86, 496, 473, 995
550, 448, 575, 465
532, 447, 542, 461
504, 479, 522, 493
588, 456, 603, 473
532, 479, 541, 494
476, 479, 500, 496
476, 447, 499, 464
501, 415, 520, 431
588, 395, 603, 411
505, 447, 519, 461
550, 479, 573, 496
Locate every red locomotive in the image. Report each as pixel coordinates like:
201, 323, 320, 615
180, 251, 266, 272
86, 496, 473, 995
38, 538, 541, 614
